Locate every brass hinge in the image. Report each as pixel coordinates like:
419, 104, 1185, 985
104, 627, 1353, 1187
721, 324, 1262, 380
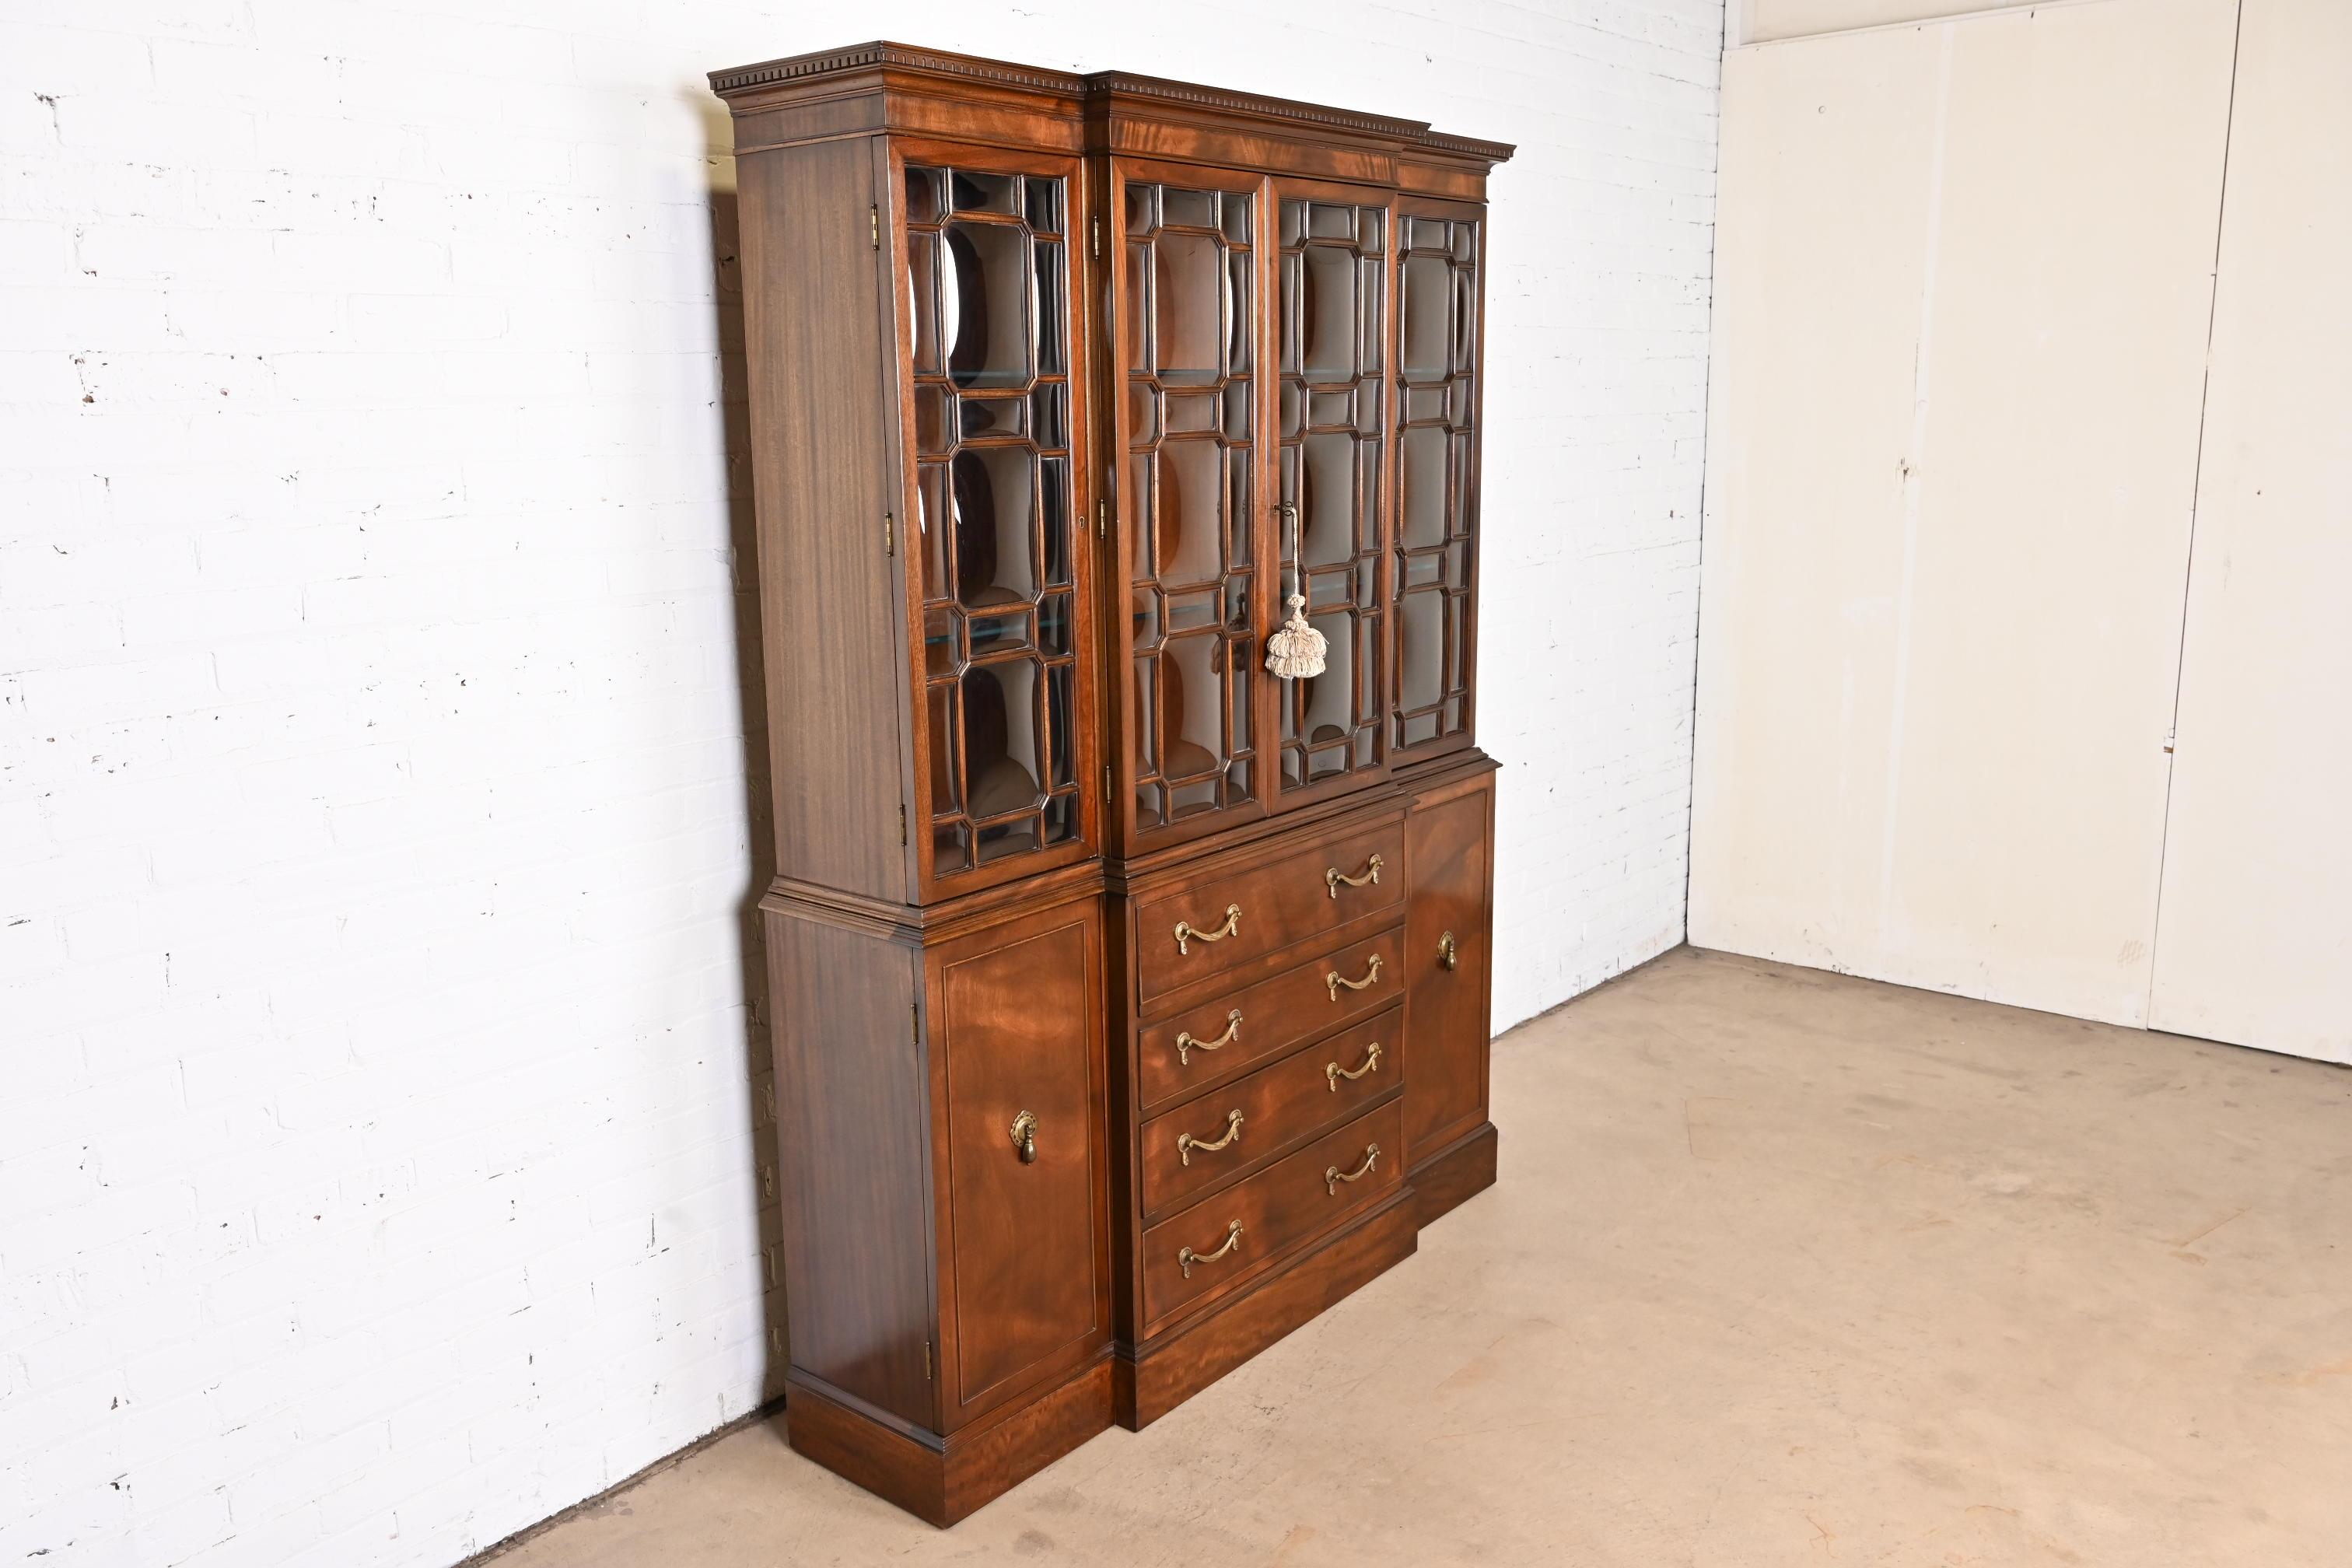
911, 999, 920, 1046
1091, 215, 1101, 258
1095, 498, 1106, 540
884, 511, 894, 556
923, 1340, 933, 1380
898, 802, 907, 844
870, 205, 880, 250
1102, 763, 1111, 799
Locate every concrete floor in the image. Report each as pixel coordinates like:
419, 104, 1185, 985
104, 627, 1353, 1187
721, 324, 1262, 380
490, 947, 2352, 1566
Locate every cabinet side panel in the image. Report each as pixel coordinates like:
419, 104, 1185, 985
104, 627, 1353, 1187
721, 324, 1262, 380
737, 137, 909, 901
768, 909, 934, 1427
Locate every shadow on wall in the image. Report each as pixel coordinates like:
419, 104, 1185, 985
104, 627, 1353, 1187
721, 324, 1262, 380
693, 86, 790, 1402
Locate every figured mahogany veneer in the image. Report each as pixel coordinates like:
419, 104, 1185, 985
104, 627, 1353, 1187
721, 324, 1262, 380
1137, 926, 1405, 1111
1132, 818, 1405, 1001
1138, 1003, 1402, 1220
716, 40, 1510, 1524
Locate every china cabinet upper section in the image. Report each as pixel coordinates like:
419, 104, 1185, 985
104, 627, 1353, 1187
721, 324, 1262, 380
713, 43, 1510, 906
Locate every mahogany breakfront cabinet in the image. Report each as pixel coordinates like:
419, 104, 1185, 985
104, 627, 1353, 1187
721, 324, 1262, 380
711, 41, 1511, 1524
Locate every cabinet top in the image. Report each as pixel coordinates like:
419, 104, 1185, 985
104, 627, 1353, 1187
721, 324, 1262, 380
708, 39, 1514, 167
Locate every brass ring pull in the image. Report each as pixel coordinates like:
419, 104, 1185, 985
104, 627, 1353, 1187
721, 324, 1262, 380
1175, 1009, 1242, 1066
1010, 1110, 1038, 1164
1325, 853, 1384, 899
1325, 1143, 1380, 1195
1437, 930, 1458, 971
1326, 1041, 1382, 1090
1178, 1219, 1244, 1279
1176, 1109, 1244, 1166
1325, 953, 1383, 1001
1174, 904, 1241, 957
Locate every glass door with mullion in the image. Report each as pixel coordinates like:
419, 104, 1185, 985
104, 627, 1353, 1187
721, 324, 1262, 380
894, 142, 1098, 891
1390, 195, 1484, 762
1110, 159, 1272, 850
1270, 177, 1394, 801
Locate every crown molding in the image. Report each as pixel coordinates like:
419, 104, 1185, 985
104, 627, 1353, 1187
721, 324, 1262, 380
710, 40, 1512, 166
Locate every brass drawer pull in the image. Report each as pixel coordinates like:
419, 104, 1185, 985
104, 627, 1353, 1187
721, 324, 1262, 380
1176, 1109, 1244, 1165
1010, 1110, 1038, 1163
1325, 852, 1384, 898
1325, 1143, 1380, 1195
1175, 1008, 1242, 1066
1178, 1219, 1244, 1278
1174, 903, 1241, 957
1325, 953, 1383, 1001
1326, 1041, 1382, 1090
1437, 929, 1458, 971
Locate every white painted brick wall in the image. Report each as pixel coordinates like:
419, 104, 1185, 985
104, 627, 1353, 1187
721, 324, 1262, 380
0, 2, 1719, 1563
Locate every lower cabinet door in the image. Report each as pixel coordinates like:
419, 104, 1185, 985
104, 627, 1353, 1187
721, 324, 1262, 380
1403, 776, 1495, 1162
930, 900, 1108, 1425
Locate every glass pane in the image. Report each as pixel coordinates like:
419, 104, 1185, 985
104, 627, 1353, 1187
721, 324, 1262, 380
1401, 590, 1442, 711
904, 163, 1082, 877
977, 816, 1041, 864
1160, 635, 1223, 783
1402, 254, 1450, 381
1154, 440, 1223, 586
952, 449, 1036, 607
1300, 243, 1357, 382
908, 233, 940, 376
1399, 425, 1446, 549
1153, 231, 1225, 380
960, 394, 1027, 443
943, 220, 1031, 388
950, 170, 1018, 215
962, 659, 1042, 817
1125, 179, 1259, 836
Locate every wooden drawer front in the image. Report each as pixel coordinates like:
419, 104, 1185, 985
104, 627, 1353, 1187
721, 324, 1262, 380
1143, 1099, 1403, 1327
1138, 927, 1403, 1112
1139, 1005, 1402, 1220
1132, 819, 1405, 1002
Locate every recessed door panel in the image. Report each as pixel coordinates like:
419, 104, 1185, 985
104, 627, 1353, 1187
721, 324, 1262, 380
936, 905, 1105, 1417
1404, 779, 1493, 1160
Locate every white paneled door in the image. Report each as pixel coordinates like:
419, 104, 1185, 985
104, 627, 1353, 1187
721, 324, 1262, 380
1689, 0, 2238, 1027
2147, 0, 2352, 1065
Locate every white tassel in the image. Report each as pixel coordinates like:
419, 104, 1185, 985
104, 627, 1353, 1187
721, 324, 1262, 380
1265, 592, 1327, 680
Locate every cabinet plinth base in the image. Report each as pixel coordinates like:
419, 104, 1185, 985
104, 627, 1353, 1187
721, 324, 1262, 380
1112, 1192, 1418, 1430
784, 1357, 1115, 1527
1412, 1120, 1499, 1227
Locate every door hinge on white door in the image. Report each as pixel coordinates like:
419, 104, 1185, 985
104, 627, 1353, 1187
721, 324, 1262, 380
2163, 729, 2178, 754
